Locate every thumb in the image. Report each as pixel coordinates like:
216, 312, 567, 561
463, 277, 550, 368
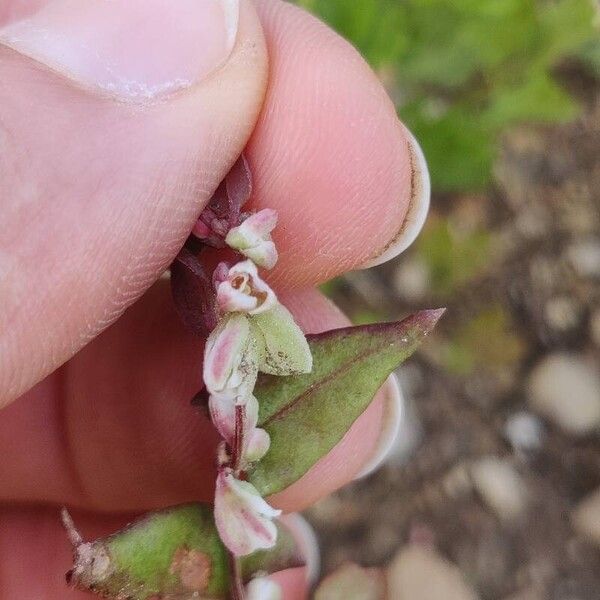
0, 0, 267, 405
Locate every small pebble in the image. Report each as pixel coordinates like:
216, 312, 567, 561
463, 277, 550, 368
567, 238, 600, 279
527, 353, 600, 435
502, 588, 544, 600
471, 457, 529, 521
393, 257, 430, 303
387, 546, 479, 600
504, 412, 544, 453
590, 309, 600, 347
544, 296, 582, 332
572, 487, 600, 547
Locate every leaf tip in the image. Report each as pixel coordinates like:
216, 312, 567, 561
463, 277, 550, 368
417, 307, 446, 332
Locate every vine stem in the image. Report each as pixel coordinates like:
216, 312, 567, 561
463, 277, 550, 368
231, 404, 246, 474
229, 403, 247, 600
229, 551, 245, 600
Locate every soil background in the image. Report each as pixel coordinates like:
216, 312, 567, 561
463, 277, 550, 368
305, 69, 600, 600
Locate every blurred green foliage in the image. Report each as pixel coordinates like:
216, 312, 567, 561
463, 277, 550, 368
441, 305, 526, 375
296, 0, 599, 191
416, 216, 491, 296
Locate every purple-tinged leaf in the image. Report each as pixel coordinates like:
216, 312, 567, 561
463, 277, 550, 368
170, 248, 217, 336
192, 154, 253, 246
224, 153, 253, 229
248, 310, 445, 495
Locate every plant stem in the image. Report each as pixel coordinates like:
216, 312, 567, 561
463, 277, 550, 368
229, 552, 245, 600
229, 403, 247, 600
231, 404, 246, 474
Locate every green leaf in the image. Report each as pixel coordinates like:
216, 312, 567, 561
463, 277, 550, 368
248, 310, 444, 495
67, 504, 303, 600
486, 73, 579, 127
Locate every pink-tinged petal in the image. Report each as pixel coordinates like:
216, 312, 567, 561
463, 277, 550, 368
213, 261, 231, 288
247, 209, 278, 233
245, 428, 271, 463
191, 219, 213, 239
203, 314, 254, 395
217, 280, 260, 313
215, 260, 278, 315
243, 241, 278, 271
215, 470, 282, 557
208, 394, 259, 446
246, 578, 282, 600
225, 209, 279, 269
192, 156, 253, 246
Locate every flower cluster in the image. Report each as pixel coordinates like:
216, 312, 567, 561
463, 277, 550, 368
201, 209, 312, 568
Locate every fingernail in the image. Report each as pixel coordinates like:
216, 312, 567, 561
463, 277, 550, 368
360, 128, 431, 268
0, 0, 239, 101
281, 514, 321, 584
354, 373, 404, 479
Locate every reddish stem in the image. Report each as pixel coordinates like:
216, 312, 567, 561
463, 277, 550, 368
229, 403, 247, 599
231, 404, 246, 475
229, 552, 245, 600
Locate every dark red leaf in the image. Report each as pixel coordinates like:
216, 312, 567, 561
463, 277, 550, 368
170, 248, 218, 336
224, 153, 253, 229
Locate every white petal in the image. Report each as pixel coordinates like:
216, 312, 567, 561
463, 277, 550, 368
243, 241, 278, 270
246, 578, 282, 600
203, 314, 251, 394
214, 471, 281, 557
208, 393, 260, 445
244, 428, 271, 463
216, 280, 259, 313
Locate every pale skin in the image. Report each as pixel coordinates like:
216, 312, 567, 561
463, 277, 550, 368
0, 1, 416, 597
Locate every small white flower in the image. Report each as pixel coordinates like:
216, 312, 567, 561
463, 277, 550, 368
225, 209, 278, 269
208, 393, 258, 446
209, 394, 270, 464
215, 260, 277, 316
244, 427, 271, 463
246, 577, 283, 600
214, 470, 282, 557
203, 314, 259, 398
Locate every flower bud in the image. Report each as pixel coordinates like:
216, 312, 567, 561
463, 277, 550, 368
208, 393, 259, 447
215, 260, 277, 316
203, 314, 259, 398
225, 209, 278, 269
246, 577, 283, 600
214, 470, 282, 556
244, 427, 271, 463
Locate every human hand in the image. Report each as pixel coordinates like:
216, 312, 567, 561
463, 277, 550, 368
0, 1, 429, 597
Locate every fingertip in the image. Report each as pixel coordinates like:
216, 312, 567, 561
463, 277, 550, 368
270, 568, 310, 600
281, 513, 321, 585
248, 0, 414, 288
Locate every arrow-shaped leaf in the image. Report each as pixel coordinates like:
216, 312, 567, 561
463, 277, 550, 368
248, 310, 444, 495
67, 504, 303, 600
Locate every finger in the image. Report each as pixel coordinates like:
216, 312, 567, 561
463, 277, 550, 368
0, 0, 268, 405
0, 506, 310, 599
0, 284, 388, 513
246, 0, 429, 288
